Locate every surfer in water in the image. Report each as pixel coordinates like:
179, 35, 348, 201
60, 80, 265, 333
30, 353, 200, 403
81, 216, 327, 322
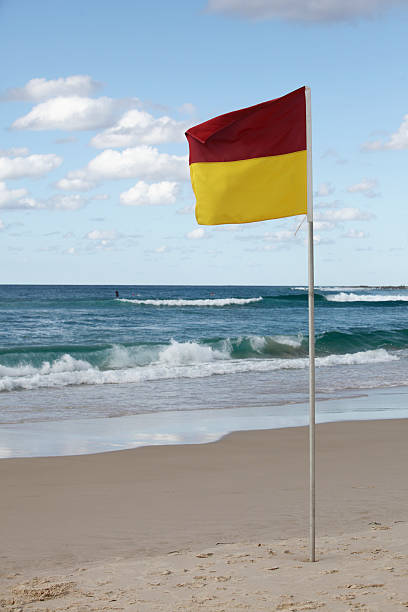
115, 290, 119, 298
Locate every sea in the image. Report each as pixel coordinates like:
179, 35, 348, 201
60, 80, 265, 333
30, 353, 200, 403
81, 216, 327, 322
1, 284, 408, 457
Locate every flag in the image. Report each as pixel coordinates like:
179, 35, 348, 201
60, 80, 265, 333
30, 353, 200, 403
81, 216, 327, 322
185, 86, 307, 225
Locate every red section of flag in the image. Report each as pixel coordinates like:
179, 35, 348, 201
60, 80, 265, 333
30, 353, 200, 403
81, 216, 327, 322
186, 86, 306, 164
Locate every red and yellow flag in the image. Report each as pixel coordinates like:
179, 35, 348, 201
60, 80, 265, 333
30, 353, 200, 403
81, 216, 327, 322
185, 86, 307, 225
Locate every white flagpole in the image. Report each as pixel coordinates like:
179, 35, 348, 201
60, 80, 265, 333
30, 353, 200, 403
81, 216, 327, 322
305, 86, 316, 562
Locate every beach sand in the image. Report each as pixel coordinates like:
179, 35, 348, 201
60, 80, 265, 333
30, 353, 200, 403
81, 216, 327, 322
1, 419, 408, 610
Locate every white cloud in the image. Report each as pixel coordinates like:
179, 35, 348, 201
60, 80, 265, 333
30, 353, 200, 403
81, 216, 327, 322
155, 245, 168, 253
0, 147, 29, 157
315, 182, 334, 197
314, 221, 336, 231
0, 182, 29, 208
235, 222, 301, 244
342, 229, 368, 239
248, 229, 305, 250
120, 181, 179, 206
11, 96, 125, 131
88, 147, 188, 182
187, 228, 206, 239
237, 225, 301, 250
176, 205, 195, 215
219, 223, 243, 232
3, 75, 102, 101
317, 207, 374, 221
0, 183, 88, 211
312, 234, 334, 245
0, 188, 39, 210
265, 230, 294, 242
50, 194, 87, 210
347, 178, 379, 198
86, 229, 119, 241
206, 0, 406, 22
263, 229, 300, 244
66, 247, 77, 255
0, 153, 62, 180
56, 177, 96, 191
315, 200, 345, 213
85, 228, 142, 249
58, 145, 188, 191
363, 114, 408, 151
91, 109, 189, 148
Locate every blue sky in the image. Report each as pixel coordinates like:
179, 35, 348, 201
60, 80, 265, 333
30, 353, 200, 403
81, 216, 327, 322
0, 0, 407, 285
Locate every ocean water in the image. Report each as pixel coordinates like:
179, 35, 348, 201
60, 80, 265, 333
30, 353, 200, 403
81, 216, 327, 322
1, 284, 408, 455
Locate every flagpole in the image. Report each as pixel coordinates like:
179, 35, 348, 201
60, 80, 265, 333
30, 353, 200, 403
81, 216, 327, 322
305, 86, 316, 562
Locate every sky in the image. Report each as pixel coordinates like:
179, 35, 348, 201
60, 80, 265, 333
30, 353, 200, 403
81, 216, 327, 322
0, 0, 407, 285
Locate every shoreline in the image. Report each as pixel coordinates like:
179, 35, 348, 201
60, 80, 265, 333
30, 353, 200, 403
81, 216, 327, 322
2, 384, 408, 458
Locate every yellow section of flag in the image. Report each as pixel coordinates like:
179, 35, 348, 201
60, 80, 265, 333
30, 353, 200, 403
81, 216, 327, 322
190, 150, 307, 226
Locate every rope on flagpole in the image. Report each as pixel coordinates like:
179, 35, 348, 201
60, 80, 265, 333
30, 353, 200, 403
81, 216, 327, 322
294, 215, 307, 236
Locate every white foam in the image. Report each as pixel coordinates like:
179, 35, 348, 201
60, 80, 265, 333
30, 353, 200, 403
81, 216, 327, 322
158, 339, 228, 365
272, 334, 303, 348
105, 344, 159, 368
0, 347, 398, 392
0, 354, 90, 379
248, 336, 267, 352
0, 363, 39, 377
244, 334, 303, 352
118, 297, 263, 307
326, 292, 408, 302
224, 334, 303, 354
316, 349, 397, 366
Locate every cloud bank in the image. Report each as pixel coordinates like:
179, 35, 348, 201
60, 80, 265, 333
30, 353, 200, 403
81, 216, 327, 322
57, 146, 188, 191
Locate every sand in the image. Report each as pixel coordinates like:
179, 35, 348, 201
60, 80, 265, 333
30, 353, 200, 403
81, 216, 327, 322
1, 419, 408, 610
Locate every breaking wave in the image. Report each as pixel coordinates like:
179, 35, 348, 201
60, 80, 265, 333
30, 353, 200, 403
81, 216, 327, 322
326, 292, 408, 303
118, 297, 263, 307
0, 335, 399, 392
